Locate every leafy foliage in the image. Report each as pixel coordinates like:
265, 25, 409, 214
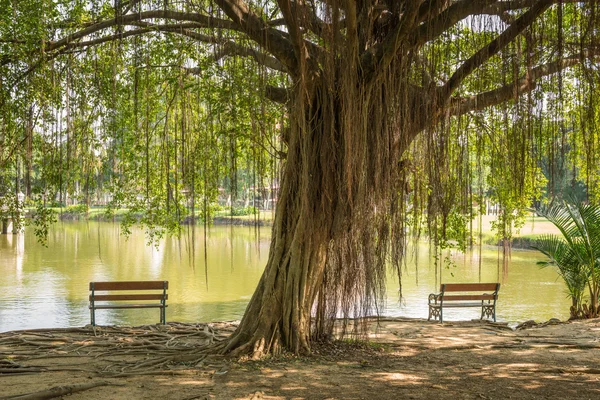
1, 1, 600, 355
532, 201, 600, 318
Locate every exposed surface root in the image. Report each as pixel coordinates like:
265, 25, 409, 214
2, 318, 600, 399
0, 322, 237, 376
0, 381, 118, 400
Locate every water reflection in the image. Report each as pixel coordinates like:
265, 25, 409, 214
0, 221, 569, 332
384, 246, 569, 323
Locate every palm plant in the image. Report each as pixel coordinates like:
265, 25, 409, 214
531, 201, 600, 319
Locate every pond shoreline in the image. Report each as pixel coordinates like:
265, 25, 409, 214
55, 212, 539, 249
0, 221, 570, 332
58, 211, 273, 226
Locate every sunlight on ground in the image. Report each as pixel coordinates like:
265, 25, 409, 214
155, 377, 212, 386
225, 382, 251, 388
280, 385, 308, 391
261, 369, 286, 378
471, 348, 502, 355
374, 372, 425, 384
548, 349, 584, 354
176, 380, 213, 385
2, 319, 600, 399
521, 381, 543, 389
389, 347, 420, 356
501, 363, 543, 369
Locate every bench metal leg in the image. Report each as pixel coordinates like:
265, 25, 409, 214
90, 308, 95, 326
481, 305, 496, 321
428, 306, 441, 322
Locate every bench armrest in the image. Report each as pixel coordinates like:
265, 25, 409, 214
428, 293, 442, 304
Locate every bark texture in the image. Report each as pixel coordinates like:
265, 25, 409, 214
222, 58, 435, 356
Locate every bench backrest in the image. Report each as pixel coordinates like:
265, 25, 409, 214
89, 281, 168, 302
440, 283, 500, 301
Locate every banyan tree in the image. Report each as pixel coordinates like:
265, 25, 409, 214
2, 1, 600, 357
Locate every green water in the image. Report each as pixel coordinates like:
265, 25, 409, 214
0, 221, 570, 332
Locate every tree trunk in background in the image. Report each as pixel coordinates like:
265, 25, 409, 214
25, 106, 33, 199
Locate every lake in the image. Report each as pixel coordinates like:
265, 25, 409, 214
0, 221, 570, 332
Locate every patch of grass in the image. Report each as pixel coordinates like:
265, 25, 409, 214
471, 214, 560, 248
338, 338, 390, 352
214, 210, 275, 221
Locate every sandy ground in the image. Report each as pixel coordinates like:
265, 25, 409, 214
1, 318, 599, 400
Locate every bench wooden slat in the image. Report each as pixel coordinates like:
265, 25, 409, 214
438, 294, 497, 301
89, 280, 168, 326
428, 282, 500, 323
89, 294, 168, 302
430, 303, 491, 308
90, 281, 168, 291
440, 283, 499, 292
91, 304, 168, 310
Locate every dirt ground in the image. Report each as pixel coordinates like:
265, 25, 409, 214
1, 318, 599, 400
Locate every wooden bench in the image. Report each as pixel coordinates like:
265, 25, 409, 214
428, 283, 500, 323
89, 281, 168, 326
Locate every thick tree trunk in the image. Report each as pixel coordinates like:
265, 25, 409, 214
222, 87, 335, 357
222, 202, 329, 356
220, 70, 432, 357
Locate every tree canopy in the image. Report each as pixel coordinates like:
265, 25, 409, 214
1, 0, 600, 357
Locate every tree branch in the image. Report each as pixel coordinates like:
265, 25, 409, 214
120, 0, 144, 14
276, 0, 305, 63
417, 0, 452, 23
56, 25, 218, 51
360, 1, 424, 81
3, 5, 297, 81
0, 10, 240, 68
410, 0, 497, 48
45, 10, 238, 53
7, 25, 218, 86
290, 1, 331, 40
214, 0, 298, 74
219, 44, 286, 72
191, 41, 287, 73
265, 85, 292, 104
442, 0, 553, 99
482, 0, 589, 14
0, 136, 28, 169
449, 51, 598, 116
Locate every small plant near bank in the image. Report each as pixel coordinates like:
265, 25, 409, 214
531, 201, 600, 319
